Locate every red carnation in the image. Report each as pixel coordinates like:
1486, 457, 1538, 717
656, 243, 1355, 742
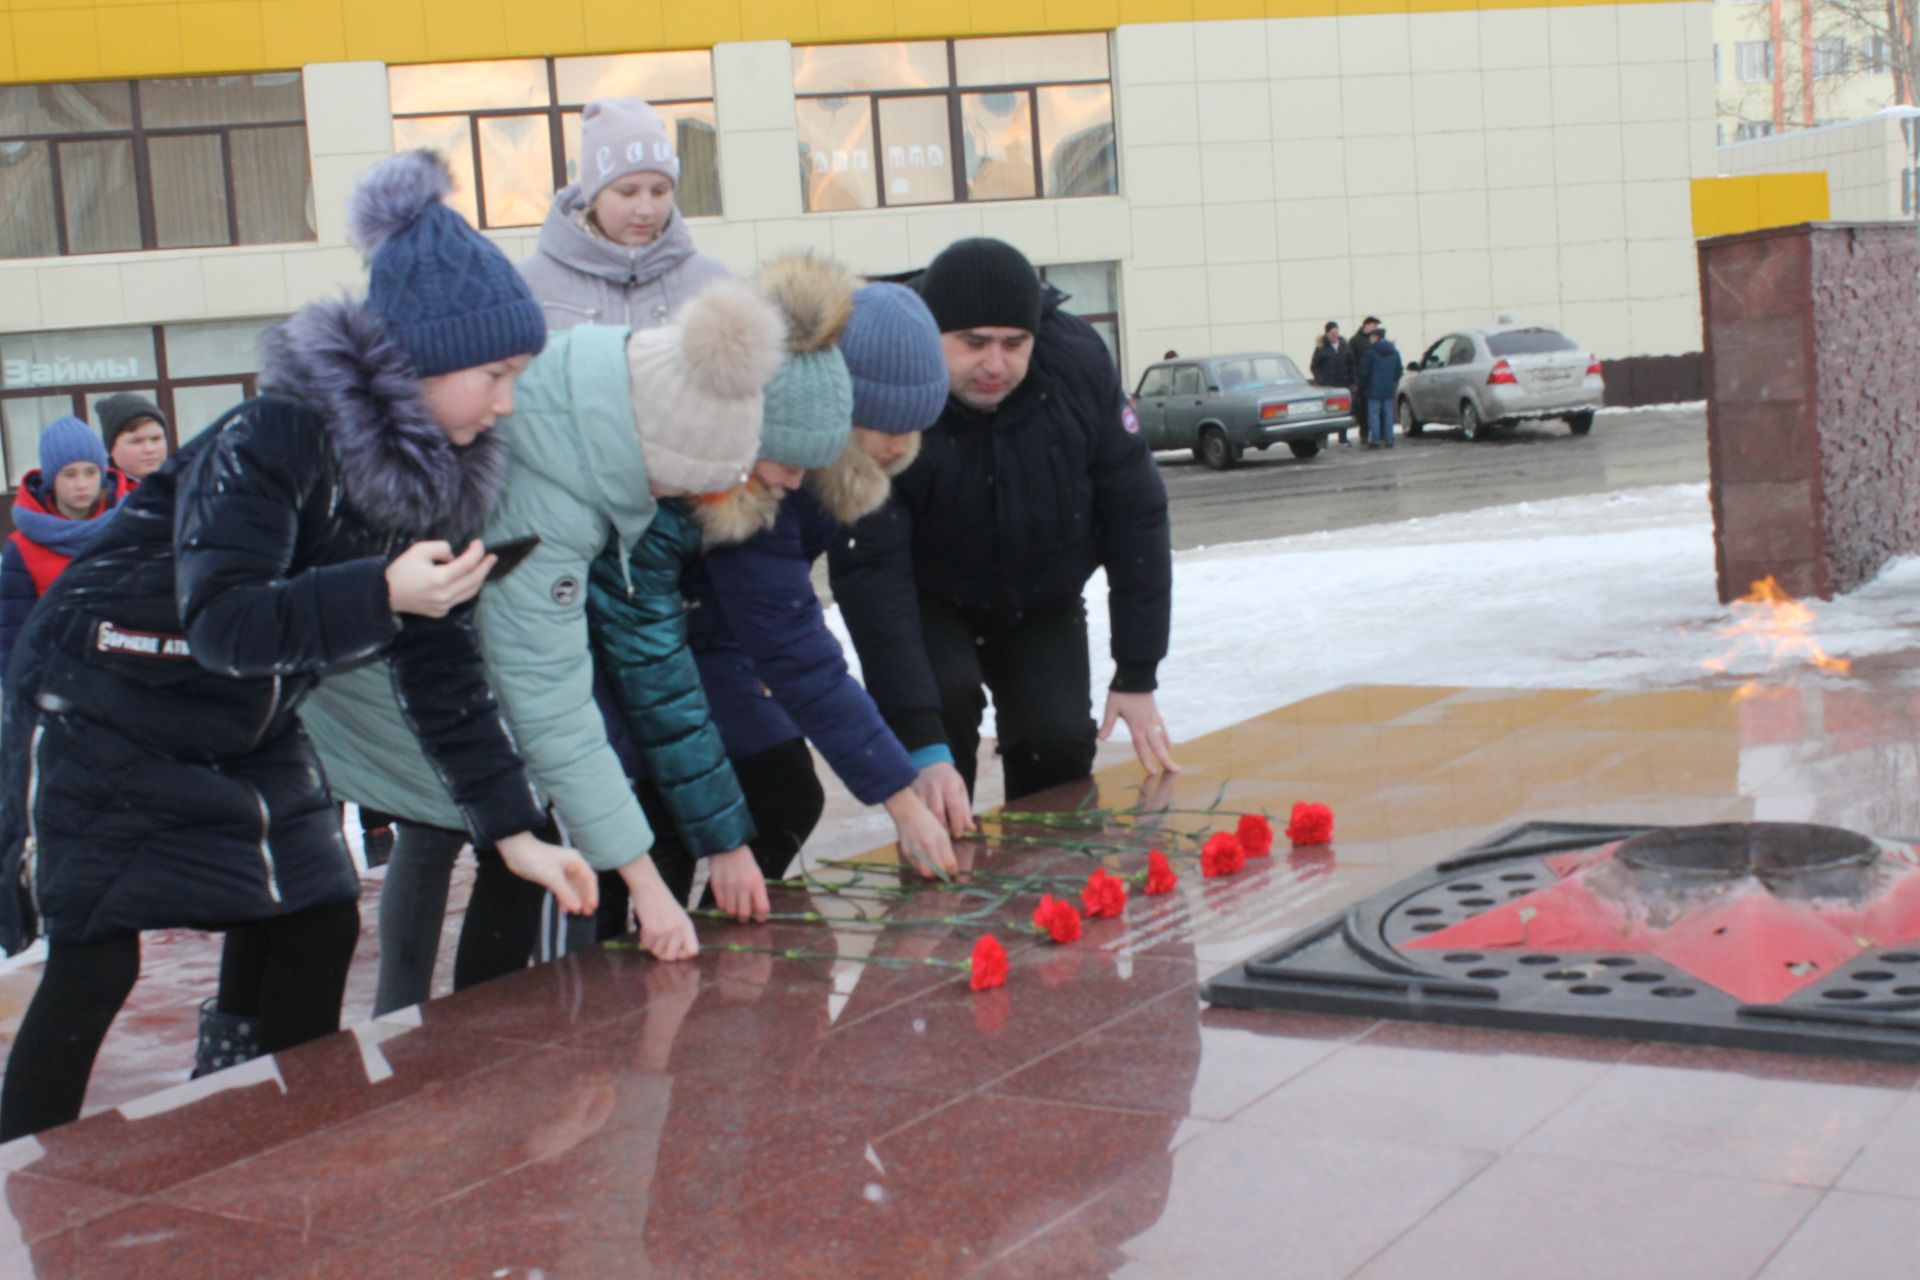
1236, 813, 1275, 858
1081, 868, 1128, 919
1144, 849, 1178, 895
969, 934, 1008, 991
1031, 894, 1083, 944
1200, 831, 1245, 878
1285, 801, 1335, 846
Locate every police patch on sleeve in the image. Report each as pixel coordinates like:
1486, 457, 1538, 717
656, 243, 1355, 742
1121, 404, 1141, 434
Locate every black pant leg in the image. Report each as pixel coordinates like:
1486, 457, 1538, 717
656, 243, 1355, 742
731, 737, 826, 884
917, 596, 989, 798
453, 821, 558, 990
0, 933, 140, 1140
978, 602, 1098, 803
235, 900, 360, 1055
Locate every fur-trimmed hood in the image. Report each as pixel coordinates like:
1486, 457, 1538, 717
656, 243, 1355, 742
258, 298, 507, 544
689, 433, 919, 548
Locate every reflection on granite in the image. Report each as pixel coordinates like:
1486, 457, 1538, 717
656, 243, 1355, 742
7, 683, 1920, 1277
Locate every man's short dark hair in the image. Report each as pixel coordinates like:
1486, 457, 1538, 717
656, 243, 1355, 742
1324, 321, 1339, 332
1363, 316, 1382, 326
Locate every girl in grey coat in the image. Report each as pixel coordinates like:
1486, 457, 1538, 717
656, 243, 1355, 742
518, 97, 730, 333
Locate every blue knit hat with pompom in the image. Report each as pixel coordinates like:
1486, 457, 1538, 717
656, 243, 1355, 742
348, 151, 547, 376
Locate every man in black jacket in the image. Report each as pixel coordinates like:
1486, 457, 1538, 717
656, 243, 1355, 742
829, 238, 1177, 831
1309, 320, 1353, 446
1347, 315, 1380, 442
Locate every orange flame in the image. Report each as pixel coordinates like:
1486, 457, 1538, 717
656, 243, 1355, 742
1705, 576, 1851, 700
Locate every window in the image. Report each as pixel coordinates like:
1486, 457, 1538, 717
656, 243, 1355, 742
1447, 337, 1476, 367
1870, 36, 1893, 73
792, 35, 1115, 212
1737, 41, 1776, 83
388, 52, 719, 229
0, 77, 313, 260
0, 317, 282, 482
1487, 328, 1579, 357
1813, 38, 1848, 77
1170, 366, 1204, 396
1039, 261, 1120, 366
1715, 45, 1723, 84
1734, 120, 1776, 141
1135, 367, 1170, 398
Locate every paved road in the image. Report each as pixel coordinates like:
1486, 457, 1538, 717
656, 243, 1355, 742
1159, 405, 1709, 552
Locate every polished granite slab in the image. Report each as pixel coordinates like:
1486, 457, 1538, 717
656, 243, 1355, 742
5, 682, 1920, 1278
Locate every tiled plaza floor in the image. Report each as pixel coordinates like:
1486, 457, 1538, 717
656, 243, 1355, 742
3, 679, 1918, 1278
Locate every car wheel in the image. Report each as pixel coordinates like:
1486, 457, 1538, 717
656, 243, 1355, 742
1399, 398, 1423, 436
1566, 410, 1595, 435
1460, 401, 1485, 442
1200, 427, 1238, 471
1288, 440, 1321, 460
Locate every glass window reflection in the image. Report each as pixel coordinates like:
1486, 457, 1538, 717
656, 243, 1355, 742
60, 139, 141, 254
0, 143, 60, 258
797, 98, 877, 212
792, 42, 950, 93
477, 114, 555, 227
393, 116, 479, 225
141, 74, 305, 128
555, 51, 713, 104
388, 60, 547, 114
1038, 84, 1115, 198
961, 92, 1035, 201
150, 134, 231, 249
954, 34, 1109, 86
877, 96, 954, 205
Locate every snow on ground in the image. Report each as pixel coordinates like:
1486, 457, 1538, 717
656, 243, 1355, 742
829, 482, 1920, 749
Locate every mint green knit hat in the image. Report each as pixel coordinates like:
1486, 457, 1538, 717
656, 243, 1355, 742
759, 347, 853, 468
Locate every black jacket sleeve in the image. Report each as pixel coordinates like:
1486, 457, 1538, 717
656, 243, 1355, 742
385, 606, 546, 846
173, 405, 397, 678
826, 495, 949, 754
1074, 330, 1172, 693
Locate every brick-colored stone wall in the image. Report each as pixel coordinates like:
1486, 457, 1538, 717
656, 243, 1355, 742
1700, 223, 1920, 603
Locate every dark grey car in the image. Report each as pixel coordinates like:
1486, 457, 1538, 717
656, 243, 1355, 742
1132, 353, 1352, 471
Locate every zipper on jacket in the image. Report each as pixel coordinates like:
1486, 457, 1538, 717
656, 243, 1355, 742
248, 675, 282, 751
247, 781, 282, 904
22, 720, 46, 919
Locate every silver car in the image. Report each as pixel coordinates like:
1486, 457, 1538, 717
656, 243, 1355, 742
1395, 323, 1604, 442
1132, 353, 1352, 471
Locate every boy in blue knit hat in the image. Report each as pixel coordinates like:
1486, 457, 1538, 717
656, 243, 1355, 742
0, 417, 130, 675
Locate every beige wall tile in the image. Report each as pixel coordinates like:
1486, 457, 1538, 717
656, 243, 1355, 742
1204, 202, 1280, 263
683, 219, 758, 275
281, 246, 364, 307
902, 207, 986, 266
1120, 84, 1201, 149
38, 263, 126, 330
1193, 18, 1269, 81
1268, 17, 1342, 80
1491, 245, 1562, 308
1350, 250, 1424, 314
121, 256, 208, 324
1338, 15, 1411, 77
1130, 206, 1208, 267
1550, 65, 1622, 127
1418, 191, 1491, 251
1684, 0, 1715, 63
1412, 71, 1485, 135
1115, 23, 1195, 87
1553, 125, 1627, 185
0, 268, 44, 331
977, 202, 1062, 265
1626, 238, 1697, 299
201, 254, 289, 318
1206, 261, 1282, 324
1123, 145, 1205, 207
1272, 138, 1349, 199
1618, 64, 1690, 124
1621, 122, 1691, 182
1349, 196, 1419, 249
1548, 6, 1620, 67
1560, 242, 1630, 302
1341, 74, 1414, 139
753, 217, 838, 260
828, 213, 914, 275
303, 62, 395, 159
1344, 136, 1418, 195
311, 152, 390, 246
1479, 10, 1550, 72
1199, 141, 1277, 203
1414, 131, 1488, 193
1622, 179, 1692, 242
715, 42, 797, 134
721, 129, 804, 221
1128, 265, 1212, 328
1630, 295, 1703, 357
1617, 3, 1688, 63
1488, 186, 1561, 248
1279, 256, 1356, 326
1274, 197, 1351, 260
1557, 182, 1626, 243
1420, 249, 1493, 310
1269, 79, 1347, 141
1198, 81, 1272, 144
1558, 300, 1632, 357
1408, 12, 1481, 74
1479, 69, 1552, 129
1054, 199, 1132, 262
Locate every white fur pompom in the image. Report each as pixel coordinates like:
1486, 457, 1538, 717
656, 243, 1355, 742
676, 280, 788, 399
349, 150, 453, 258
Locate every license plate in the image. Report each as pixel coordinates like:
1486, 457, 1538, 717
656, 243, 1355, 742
1534, 369, 1571, 383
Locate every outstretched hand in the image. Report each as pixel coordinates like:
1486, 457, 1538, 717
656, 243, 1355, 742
495, 831, 599, 915
913, 760, 976, 837
1100, 690, 1181, 776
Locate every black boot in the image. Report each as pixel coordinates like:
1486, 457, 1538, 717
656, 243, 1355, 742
192, 998, 261, 1078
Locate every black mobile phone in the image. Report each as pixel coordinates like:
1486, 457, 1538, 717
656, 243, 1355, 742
484, 534, 541, 582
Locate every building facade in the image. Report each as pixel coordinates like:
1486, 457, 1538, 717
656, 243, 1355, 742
0, 0, 1719, 490
1711, 0, 1903, 142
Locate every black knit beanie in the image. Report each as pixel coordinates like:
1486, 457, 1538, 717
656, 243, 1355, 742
915, 237, 1042, 334
95, 392, 168, 451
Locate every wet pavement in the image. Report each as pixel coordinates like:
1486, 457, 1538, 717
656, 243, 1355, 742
3, 677, 1918, 1277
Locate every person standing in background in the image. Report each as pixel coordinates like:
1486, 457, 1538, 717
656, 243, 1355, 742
1348, 316, 1380, 446
0, 418, 131, 674
97, 394, 170, 482
1309, 322, 1354, 447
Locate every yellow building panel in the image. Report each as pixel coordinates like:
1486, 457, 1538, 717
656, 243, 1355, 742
1046, 0, 1120, 27
12, 0, 89, 12
581, 0, 663, 50
1756, 170, 1830, 227
0, 20, 14, 79
1265, 0, 1341, 16
661, 0, 739, 48
177, 0, 264, 70
97, 4, 185, 76
1336, 0, 1409, 13
1192, 0, 1264, 16
818, 0, 894, 39
744, 0, 816, 42
423, 0, 504, 59
13, 8, 103, 79
504, 0, 584, 54
342, 0, 423, 60
967, 0, 1055, 31
893, 0, 966, 37
262, 0, 345, 65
